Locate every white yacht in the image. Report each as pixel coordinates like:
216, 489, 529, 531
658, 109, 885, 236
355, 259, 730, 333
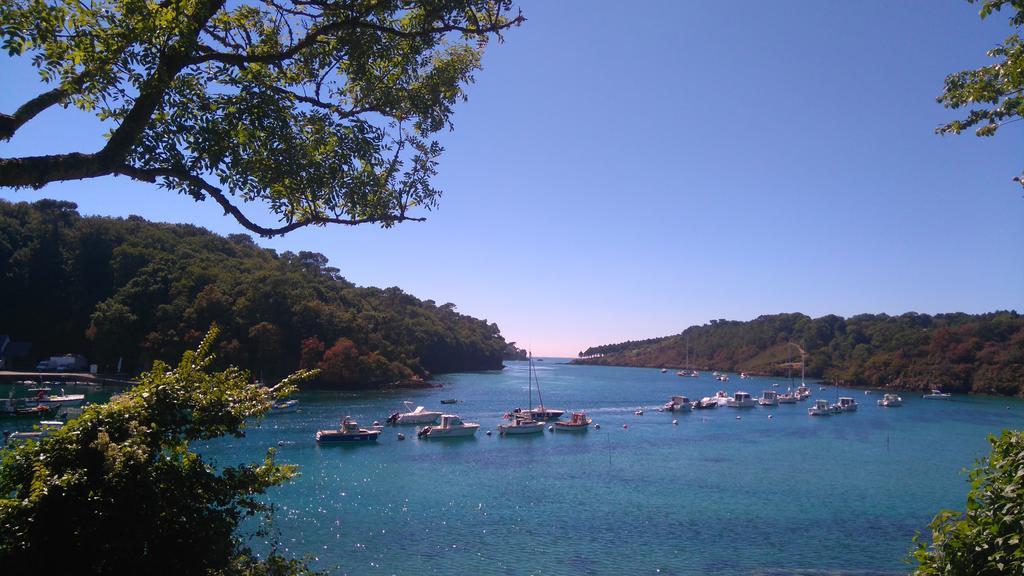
27, 389, 85, 408
795, 385, 811, 401
777, 392, 797, 404
836, 397, 858, 412
726, 391, 756, 408
922, 389, 951, 400
808, 399, 833, 416
877, 393, 903, 407
387, 401, 442, 424
758, 390, 779, 406
417, 414, 480, 438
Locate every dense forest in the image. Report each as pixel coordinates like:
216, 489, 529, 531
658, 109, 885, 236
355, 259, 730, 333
575, 312, 1024, 396
0, 200, 510, 388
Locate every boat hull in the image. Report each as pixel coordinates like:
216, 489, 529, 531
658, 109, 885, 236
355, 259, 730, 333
397, 413, 441, 424
498, 422, 545, 435
315, 430, 381, 443
553, 422, 590, 431
421, 424, 479, 438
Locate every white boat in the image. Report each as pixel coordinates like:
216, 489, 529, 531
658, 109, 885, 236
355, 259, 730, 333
877, 393, 903, 407
3, 420, 64, 445
417, 414, 480, 438
661, 368, 667, 373
27, 390, 85, 408
795, 385, 811, 401
498, 414, 545, 435
922, 389, 951, 400
711, 390, 731, 407
777, 392, 797, 404
740, 372, 750, 379
726, 391, 756, 408
692, 397, 718, 410
387, 401, 442, 424
315, 416, 381, 443
808, 399, 833, 416
836, 397, 858, 412
553, 411, 592, 431
663, 395, 692, 412
270, 399, 299, 413
758, 390, 779, 406
499, 355, 549, 435
509, 353, 563, 421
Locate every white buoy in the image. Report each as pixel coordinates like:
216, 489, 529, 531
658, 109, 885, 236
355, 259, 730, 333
672, 419, 678, 425
397, 433, 405, 440
768, 415, 773, 420
485, 430, 492, 436
735, 416, 741, 420
548, 425, 554, 432
594, 423, 601, 429
373, 421, 380, 426
622, 424, 628, 429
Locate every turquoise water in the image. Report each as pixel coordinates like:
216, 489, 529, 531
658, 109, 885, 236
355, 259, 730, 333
4, 363, 1023, 574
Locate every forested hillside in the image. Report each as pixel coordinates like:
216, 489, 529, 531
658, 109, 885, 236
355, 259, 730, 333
575, 312, 1024, 396
0, 200, 508, 387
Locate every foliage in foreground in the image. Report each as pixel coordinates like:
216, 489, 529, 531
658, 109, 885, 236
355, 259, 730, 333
913, 430, 1024, 575
937, 0, 1024, 189
0, 328, 316, 575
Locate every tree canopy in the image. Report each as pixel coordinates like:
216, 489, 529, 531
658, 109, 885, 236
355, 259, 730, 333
937, 0, 1024, 189
0, 199, 510, 385
0, 0, 523, 236
0, 328, 319, 575
575, 312, 1024, 396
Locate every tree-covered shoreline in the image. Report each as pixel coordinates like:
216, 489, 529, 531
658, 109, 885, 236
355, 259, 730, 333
574, 312, 1024, 396
0, 199, 509, 388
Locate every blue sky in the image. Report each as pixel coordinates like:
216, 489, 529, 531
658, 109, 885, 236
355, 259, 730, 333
2, 1, 1022, 356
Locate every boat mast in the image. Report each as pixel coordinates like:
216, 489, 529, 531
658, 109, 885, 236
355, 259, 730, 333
534, 354, 545, 410
528, 351, 533, 411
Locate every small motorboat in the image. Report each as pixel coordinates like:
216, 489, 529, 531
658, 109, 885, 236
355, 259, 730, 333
877, 393, 903, 407
27, 389, 85, 408
692, 398, 718, 410
387, 401, 442, 424
553, 411, 592, 431
315, 416, 381, 443
808, 399, 833, 416
269, 399, 299, 413
661, 368, 668, 373
417, 414, 479, 438
777, 391, 797, 404
3, 420, 64, 445
498, 414, 545, 435
440, 399, 458, 404
726, 391, 756, 408
795, 385, 811, 401
663, 396, 692, 412
758, 390, 779, 406
836, 397, 858, 412
0, 399, 59, 417
922, 389, 951, 400
740, 372, 750, 379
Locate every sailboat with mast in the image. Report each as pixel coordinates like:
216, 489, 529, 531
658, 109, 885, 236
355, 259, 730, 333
510, 353, 564, 421
499, 355, 548, 435
677, 334, 699, 377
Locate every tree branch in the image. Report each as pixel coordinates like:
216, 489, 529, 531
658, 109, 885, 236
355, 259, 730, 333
115, 165, 424, 237
0, 84, 76, 141
189, 11, 525, 67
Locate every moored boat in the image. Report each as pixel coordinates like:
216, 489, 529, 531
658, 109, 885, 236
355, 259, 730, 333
553, 411, 592, 431
758, 390, 779, 406
922, 389, 951, 400
417, 414, 480, 438
808, 399, 833, 416
726, 391, 756, 408
663, 395, 692, 412
27, 389, 85, 408
270, 399, 299, 413
692, 397, 718, 409
315, 416, 381, 443
836, 397, 858, 412
498, 414, 545, 435
387, 401, 442, 424
877, 393, 903, 407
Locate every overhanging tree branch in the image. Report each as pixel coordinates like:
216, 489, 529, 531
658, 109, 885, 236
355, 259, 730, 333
115, 165, 424, 237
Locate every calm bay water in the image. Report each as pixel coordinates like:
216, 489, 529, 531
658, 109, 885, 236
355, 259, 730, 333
5, 362, 1023, 574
